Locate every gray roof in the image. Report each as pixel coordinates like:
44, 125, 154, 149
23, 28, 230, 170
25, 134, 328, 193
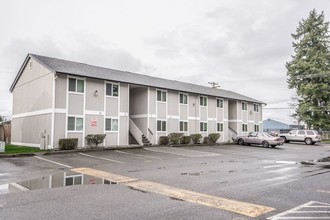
11, 54, 265, 104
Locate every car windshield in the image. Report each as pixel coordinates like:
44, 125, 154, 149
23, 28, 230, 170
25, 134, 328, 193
262, 133, 273, 138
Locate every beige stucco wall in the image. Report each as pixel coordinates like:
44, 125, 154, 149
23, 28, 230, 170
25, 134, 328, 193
86, 78, 104, 111
68, 94, 84, 115
54, 113, 66, 148
12, 114, 52, 146
13, 58, 53, 115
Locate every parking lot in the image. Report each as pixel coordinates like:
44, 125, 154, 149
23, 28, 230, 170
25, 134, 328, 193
1, 143, 330, 219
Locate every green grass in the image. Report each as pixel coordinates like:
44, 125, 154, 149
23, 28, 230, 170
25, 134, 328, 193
1, 144, 46, 154
322, 140, 330, 144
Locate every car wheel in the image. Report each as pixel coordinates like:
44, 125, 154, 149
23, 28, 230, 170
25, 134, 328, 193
311, 142, 316, 145
262, 141, 270, 148
238, 139, 244, 145
271, 145, 276, 148
305, 138, 313, 145
281, 136, 289, 143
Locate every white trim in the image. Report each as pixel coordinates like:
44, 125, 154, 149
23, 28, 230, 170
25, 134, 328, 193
223, 118, 228, 122
12, 108, 67, 118
179, 92, 188, 105
103, 81, 107, 147
105, 81, 120, 98
119, 112, 128, 117
51, 73, 56, 149
167, 115, 179, 119
228, 119, 242, 123
248, 120, 255, 123
117, 82, 120, 145
85, 110, 104, 115
147, 87, 150, 139
130, 114, 148, 119
82, 78, 86, 147
12, 109, 53, 118
65, 75, 69, 138
54, 108, 66, 114
156, 89, 167, 103
208, 118, 217, 121
127, 84, 130, 145
11, 142, 40, 148
188, 116, 200, 120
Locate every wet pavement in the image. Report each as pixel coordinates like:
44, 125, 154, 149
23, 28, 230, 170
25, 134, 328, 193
0, 142, 330, 219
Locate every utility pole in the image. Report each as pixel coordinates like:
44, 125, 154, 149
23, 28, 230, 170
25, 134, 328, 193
208, 82, 220, 88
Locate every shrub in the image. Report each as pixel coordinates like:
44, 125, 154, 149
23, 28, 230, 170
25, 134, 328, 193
180, 136, 191, 144
208, 133, 220, 144
190, 134, 202, 144
159, 136, 169, 145
59, 138, 78, 150
169, 133, 184, 144
86, 134, 106, 147
203, 136, 209, 144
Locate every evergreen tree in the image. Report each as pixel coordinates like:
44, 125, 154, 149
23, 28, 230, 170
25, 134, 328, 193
286, 9, 330, 130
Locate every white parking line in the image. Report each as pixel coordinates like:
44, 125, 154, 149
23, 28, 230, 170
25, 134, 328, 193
115, 150, 163, 160
34, 156, 73, 168
145, 147, 221, 157
266, 167, 298, 173
268, 201, 330, 220
78, 153, 125, 164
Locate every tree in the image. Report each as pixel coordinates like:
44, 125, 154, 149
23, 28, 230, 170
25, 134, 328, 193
286, 9, 330, 130
0, 115, 4, 123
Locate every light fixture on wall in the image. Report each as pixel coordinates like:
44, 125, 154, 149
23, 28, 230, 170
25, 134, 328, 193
94, 90, 98, 96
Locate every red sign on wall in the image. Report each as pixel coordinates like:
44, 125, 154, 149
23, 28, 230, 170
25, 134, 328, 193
91, 119, 97, 127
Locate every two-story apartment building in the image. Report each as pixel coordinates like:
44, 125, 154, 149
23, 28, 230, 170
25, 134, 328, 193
10, 54, 265, 149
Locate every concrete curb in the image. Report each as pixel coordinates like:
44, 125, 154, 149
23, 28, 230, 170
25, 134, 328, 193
0, 143, 235, 158
0, 145, 143, 158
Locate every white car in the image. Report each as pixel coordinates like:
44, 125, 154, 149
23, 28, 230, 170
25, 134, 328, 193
236, 132, 284, 148
280, 130, 321, 145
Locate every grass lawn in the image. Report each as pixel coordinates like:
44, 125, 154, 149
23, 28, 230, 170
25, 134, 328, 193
1, 144, 46, 154
323, 140, 330, 144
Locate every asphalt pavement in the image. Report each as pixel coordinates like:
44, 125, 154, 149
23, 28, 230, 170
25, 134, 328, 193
0, 142, 330, 219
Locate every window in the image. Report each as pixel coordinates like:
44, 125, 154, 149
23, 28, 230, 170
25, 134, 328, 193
254, 124, 259, 132
180, 93, 188, 104
105, 118, 118, 131
157, 120, 166, 131
68, 117, 83, 131
254, 104, 259, 112
200, 96, 207, 106
200, 122, 207, 132
217, 123, 223, 132
106, 83, 119, 97
65, 175, 82, 186
217, 99, 223, 108
157, 90, 166, 102
242, 102, 247, 111
180, 121, 188, 132
242, 124, 248, 132
298, 130, 305, 135
69, 78, 84, 93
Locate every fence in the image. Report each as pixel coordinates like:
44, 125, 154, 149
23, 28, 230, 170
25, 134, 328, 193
0, 123, 11, 144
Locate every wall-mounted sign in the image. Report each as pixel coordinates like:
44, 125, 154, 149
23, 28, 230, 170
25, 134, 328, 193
91, 119, 97, 127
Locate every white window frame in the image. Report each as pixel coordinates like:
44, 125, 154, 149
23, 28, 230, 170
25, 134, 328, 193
105, 117, 119, 132
179, 93, 188, 105
106, 82, 119, 97
217, 123, 224, 132
242, 124, 248, 132
65, 174, 83, 186
254, 104, 259, 112
217, 98, 224, 108
67, 116, 84, 132
179, 121, 188, 132
157, 89, 167, 102
200, 96, 207, 107
157, 120, 166, 131
200, 122, 207, 132
242, 102, 247, 111
68, 77, 85, 94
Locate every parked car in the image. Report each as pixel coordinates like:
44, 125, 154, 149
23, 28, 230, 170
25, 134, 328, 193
279, 129, 321, 145
236, 132, 284, 148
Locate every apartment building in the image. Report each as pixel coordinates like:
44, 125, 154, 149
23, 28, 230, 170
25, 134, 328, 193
10, 54, 264, 149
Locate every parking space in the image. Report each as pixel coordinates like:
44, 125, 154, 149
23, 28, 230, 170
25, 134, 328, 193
1, 143, 330, 219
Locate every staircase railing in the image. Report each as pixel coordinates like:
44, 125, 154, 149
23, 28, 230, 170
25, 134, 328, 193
129, 118, 144, 146
228, 126, 238, 142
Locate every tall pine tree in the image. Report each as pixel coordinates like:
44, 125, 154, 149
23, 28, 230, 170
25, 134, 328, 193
286, 9, 330, 130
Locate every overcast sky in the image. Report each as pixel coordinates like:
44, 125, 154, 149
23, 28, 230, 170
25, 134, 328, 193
1, 0, 330, 124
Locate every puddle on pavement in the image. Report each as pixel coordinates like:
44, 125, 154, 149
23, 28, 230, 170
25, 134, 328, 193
0, 171, 117, 195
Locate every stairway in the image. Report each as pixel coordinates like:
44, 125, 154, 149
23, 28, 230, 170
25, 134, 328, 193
142, 134, 152, 146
